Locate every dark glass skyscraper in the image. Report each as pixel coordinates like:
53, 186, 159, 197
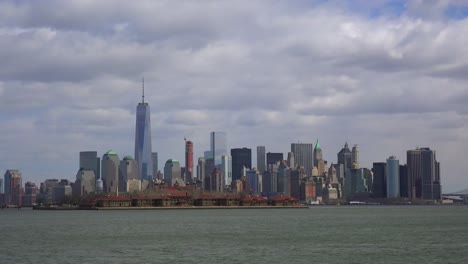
231, 148, 252, 182
135, 81, 153, 181
266, 152, 283, 166
372, 162, 386, 198
257, 146, 266, 173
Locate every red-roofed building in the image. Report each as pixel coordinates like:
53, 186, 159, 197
271, 195, 299, 206
240, 195, 268, 206
194, 195, 240, 206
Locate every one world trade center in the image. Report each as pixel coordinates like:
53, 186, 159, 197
135, 79, 153, 181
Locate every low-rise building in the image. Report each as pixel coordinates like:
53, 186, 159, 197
240, 195, 268, 206
271, 195, 299, 206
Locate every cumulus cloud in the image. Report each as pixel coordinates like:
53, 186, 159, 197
0, 0, 467, 191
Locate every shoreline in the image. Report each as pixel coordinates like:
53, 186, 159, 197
27, 204, 468, 211
32, 205, 309, 210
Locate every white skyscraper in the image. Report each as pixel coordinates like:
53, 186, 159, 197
221, 155, 232, 187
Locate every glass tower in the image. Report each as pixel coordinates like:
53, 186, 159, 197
210, 131, 227, 167
135, 81, 153, 181
386, 156, 400, 198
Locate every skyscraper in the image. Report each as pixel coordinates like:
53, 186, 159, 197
79, 151, 101, 180
343, 165, 368, 199
231, 148, 252, 182
287, 152, 295, 169
73, 170, 96, 198
135, 80, 153, 181
119, 156, 139, 192
185, 140, 194, 183
221, 155, 232, 187
246, 169, 261, 194
257, 146, 266, 173
277, 161, 290, 195
152, 152, 158, 179
386, 156, 400, 198
4, 169, 22, 206
266, 152, 283, 166
22, 181, 39, 207
210, 131, 227, 167
351, 144, 359, 168
399, 165, 409, 198
101, 150, 120, 193
372, 162, 386, 198
313, 139, 325, 176
164, 159, 182, 186
197, 157, 205, 181
291, 143, 314, 176
337, 142, 352, 169
407, 148, 441, 200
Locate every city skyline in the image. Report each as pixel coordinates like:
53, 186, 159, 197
0, 1, 468, 192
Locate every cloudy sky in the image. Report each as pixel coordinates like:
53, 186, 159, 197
0, 0, 467, 192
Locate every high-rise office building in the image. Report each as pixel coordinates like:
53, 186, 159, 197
210, 131, 227, 167
313, 139, 325, 176
290, 167, 306, 200
246, 169, 262, 194
185, 140, 194, 183
205, 158, 215, 185
291, 143, 314, 176
0, 178, 3, 194
343, 165, 368, 199
197, 157, 205, 181
266, 152, 283, 166
152, 152, 158, 179
372, 162, 386, 198
351, 145, 359, 168
4, 170, 22, 206
337, 142, 352, 169
205, 168, 224, 193
119, 156, 139, 192
262, 167, 278, 196
135, 81, 153, 182
328, 163, 338, 184
73, 169, 96, 198
407, 148, 441, 200
257, 146, 266, 173
287, 152, 295, 169
101, 150, 120, 193
79, 151, 100, 181
231, 148, 252, 182
22, 181, 38, 207
386, 156, 400, 198
164, 159, 182, 186
333, 163, 345, 185
277, 161, 290, 195
399, 165, 409, 198
221, 155, 232, 187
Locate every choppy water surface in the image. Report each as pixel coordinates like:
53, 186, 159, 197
1, 206, 468, 264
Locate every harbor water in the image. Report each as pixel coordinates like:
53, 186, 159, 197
1, 206, 467, 263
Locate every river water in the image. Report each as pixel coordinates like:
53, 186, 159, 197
1, 206, 467, 264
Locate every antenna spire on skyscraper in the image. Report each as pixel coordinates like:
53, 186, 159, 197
142, 77, 145, 103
